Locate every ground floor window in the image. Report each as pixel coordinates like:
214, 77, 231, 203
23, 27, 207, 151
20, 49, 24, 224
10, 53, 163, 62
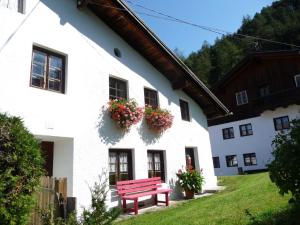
147, 150, 165, 181
226, 155, 238, 167
109, 149, 132, 185
243, 153, 257, 166
213, 156, 220, 168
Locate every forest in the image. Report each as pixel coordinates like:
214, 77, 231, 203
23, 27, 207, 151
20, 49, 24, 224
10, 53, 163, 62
183, 0, 300, 87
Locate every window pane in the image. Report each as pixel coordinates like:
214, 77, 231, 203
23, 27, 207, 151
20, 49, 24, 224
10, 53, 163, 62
48, 80, 61, 91
31, 76, 44, 88
148, 153, 153, 170
109, 77, 127, 99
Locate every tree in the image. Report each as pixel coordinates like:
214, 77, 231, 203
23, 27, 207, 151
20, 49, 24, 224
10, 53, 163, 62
0, 113, 44, 225
268, 119, 300, 203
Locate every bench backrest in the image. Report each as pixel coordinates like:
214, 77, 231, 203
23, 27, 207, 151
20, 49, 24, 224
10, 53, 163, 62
116, 177, 162, 196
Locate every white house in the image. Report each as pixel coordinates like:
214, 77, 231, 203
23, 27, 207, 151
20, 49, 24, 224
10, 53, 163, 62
208, 51, 300, 176
0, 0, 228, 210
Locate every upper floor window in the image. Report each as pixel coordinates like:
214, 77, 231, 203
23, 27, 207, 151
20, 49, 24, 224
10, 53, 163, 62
180, 99, 190, 121
0, 0, 25, 13
295, 75, 300, 87
259, 85, 270, 97
243, 153, 257, 166
109, 149, 132, 185
147, 150, 165, 181
30, 46, 65, 93
222, 127, 234, 140
239, 123, 253, 137
109, 77, 127, 99
226, 155, 238, 167
213, 156, 220, 168
235, 90, 248, 106
273, 116, 290, 131
144, 88, 158, 108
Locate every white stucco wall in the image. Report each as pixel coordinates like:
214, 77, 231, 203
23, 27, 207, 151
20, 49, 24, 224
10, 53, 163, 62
209, 104, 300, 176
0, 0, 217, 210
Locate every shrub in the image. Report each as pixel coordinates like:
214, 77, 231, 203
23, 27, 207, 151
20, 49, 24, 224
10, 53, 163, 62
176, 168, 205, 193
144, 106, 174, 133
108, 98, 143, 130
80, 173, 120, 225
0, 113, 44, 225
268, 119, 300, 203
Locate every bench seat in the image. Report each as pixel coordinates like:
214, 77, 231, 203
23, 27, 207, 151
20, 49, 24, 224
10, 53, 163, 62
116, 177, 171, 214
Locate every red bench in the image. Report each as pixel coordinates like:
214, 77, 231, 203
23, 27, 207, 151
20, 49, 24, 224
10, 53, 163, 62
116, 177, 171, 214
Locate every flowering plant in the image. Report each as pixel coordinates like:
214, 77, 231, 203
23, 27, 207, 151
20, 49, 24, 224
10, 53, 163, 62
176, 168, 204, 192
144, 106, 174, 133
108, 98, 143, 130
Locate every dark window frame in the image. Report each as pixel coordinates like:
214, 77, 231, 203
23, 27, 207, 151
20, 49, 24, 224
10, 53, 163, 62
239, 123, 253, 137
273, 116, 290, 131
30, 46, 66, 93
243, 153, 257, 166
108, 149, 133, 186
185, 148, 196, 170
213, 156, 220, 168
259, 84, 270, 97
179, 99, 190, 121
109, 77, 128, 100
226, 155, 238, 167
235, 90, 248, 106
147, 150, 165, 182
222, 127, 234, 140
144, 87, 159, 108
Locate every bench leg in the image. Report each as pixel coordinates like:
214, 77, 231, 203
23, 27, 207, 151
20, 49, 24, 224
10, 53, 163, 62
165, 193, 169, 206
154, 194, 158, 205
134, 198, 138, 215
122, 199, 127, 212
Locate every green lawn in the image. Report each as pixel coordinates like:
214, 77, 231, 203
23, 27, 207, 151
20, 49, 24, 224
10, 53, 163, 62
116, 173, 300, 225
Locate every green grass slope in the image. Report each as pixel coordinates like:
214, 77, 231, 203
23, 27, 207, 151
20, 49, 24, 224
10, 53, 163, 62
116, 173, 299, 225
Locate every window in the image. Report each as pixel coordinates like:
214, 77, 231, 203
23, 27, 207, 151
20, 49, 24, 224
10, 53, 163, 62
259, 85, 270, 97
212, 157, 220, 168
273, 116, 290, 131
180, 99, 190, 121
30, 46, 65, 93
222, 127, 234, 139
144, 88, 158, 108
235, 90, 248, 105
295, 75, 300, 87
226, 155, 238, 167
239, 123, 253, 136
147, 151, 165, 181
243, 153, 257, 166
185, 148, 196, 170
109, 77, 127, 99
109, 149, 132, 185
114, 48, 122, 58
1, 0, 25, 13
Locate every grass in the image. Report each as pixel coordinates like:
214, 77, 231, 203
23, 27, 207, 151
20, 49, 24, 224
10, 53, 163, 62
116, 173, 300, 225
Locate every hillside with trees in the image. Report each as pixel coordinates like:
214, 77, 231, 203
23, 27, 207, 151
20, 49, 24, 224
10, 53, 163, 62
184, 0, 300, 87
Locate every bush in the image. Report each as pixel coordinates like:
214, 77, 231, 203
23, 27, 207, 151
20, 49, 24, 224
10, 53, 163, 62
268, 119, 300, 203
81, 173, 120, 225
0, 113, 44, 224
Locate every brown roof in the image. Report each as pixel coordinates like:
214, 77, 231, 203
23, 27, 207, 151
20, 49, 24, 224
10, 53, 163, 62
79, 0, 229, 119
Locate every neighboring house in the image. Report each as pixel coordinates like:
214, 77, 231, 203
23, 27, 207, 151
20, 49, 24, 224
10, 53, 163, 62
0, 0, 228, 210
208, 51, 300, 176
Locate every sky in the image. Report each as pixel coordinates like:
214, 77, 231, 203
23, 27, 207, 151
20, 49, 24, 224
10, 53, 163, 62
125, 0, 276, 56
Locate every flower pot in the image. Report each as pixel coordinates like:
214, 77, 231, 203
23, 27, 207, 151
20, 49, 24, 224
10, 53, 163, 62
184, 189, 195, 199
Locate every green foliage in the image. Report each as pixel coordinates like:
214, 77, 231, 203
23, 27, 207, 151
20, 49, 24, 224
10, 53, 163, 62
176, 168, 205, 192
0, 113, 44, 225
40, 206, 79, 225
268, 119, 300, 203
185, 0, 300, 87
80, 173, 120, 225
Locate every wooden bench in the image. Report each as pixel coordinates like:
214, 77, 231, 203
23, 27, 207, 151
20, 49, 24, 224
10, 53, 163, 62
116, 177, 171, 214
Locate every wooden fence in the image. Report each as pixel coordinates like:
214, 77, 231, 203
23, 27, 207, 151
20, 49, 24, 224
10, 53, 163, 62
29, 177, 67, 225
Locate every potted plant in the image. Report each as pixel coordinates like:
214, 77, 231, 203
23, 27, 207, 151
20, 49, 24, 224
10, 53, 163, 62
176, 168, 205, 199
108, 98, 143, 130
144, 105, 174, 133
